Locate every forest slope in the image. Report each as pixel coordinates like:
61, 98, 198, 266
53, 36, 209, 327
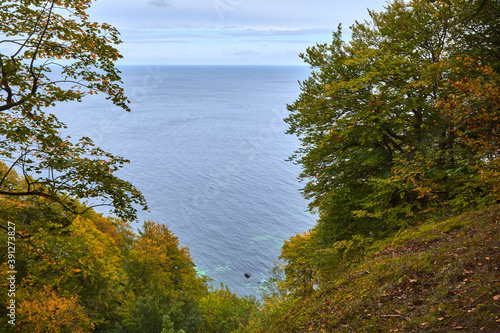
248, 206, 500, 332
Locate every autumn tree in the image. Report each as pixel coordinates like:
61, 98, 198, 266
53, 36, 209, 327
438, 59, 500, 196
0, 210, 129, 330
16, 286, 94, 333
278, 231, 316, 294
116, 221, 208, 333
285, 0, 499, 247
0, 0, 147, 221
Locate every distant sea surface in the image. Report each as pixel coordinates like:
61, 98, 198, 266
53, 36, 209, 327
55, 65, 317, 297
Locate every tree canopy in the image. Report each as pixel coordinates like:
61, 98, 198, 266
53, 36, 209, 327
0, 0, 147, 221
0, 168, 258, 332
285, 0, 500, 245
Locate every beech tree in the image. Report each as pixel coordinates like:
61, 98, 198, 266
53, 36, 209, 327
0, 0, 147, 221
438, 59, 500, 195
285, 0, 499, 245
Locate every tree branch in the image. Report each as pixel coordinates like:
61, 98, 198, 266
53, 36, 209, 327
29, 1, 56, 96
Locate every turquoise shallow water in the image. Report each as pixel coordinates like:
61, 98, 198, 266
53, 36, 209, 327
55, 65, 317, 296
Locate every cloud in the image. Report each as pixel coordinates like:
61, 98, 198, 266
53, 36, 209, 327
148, 0, 172, 8
88, 0, 388, 65
219, 28, 334, 37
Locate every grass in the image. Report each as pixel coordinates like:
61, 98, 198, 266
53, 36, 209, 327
247, 205, 500, 332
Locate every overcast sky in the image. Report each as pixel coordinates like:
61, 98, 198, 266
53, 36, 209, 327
88, 0, 389, 65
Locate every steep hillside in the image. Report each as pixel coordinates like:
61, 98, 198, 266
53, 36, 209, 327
248, 206, 500, 332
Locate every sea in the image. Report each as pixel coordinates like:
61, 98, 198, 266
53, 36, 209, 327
54, 65, 317, 297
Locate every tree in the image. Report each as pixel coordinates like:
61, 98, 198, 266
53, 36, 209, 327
5, 215, 128, 330
17, 285, 94, 333
285, 0, 499, 246
198, 283, 259, 333
437, 58, 500, 198
446, 0, 500, 69
0, 0, 147, 221
279, 231, 316, 294
161, 315, 186, 333
116, 221, 208, 332
127, 221, 204, 293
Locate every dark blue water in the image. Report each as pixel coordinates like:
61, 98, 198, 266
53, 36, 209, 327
55, 66, 316, 296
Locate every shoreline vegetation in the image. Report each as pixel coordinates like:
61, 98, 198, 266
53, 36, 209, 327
0, 165, 260, 332
1, 0, 499, 332
1, 163, 498, 332
247, 205, 500, 332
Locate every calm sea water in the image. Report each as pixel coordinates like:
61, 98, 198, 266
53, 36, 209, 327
55, 66, 317, 297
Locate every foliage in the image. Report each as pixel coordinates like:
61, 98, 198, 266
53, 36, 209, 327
1, 200, 258, 332
244, 205, 500, 332
0, 173, 129, 331
161, 315, 185, 333
258, 263, 286, 302
285, 0, 500, 247
254, 1, 500, 331
437, 57, 500, 198
313, 234, 373, 282
16, 285, 94, 333
132, 221, 205, 294
2, 0, 499, 332
279, 232, 373, 297
0, 168, 256, 332
0, 0, 147, 221
278, 231, 316, 294
198, 283, 260, 333
115, 221, 208, 333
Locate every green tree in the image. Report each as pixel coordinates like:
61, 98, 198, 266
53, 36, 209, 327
0, 0, 147, 221
161, 315, 185, 333
199, 283, 259, 333
446, 0, 500, 69
285, 0, 499, 247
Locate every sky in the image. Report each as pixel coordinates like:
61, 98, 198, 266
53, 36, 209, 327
87, 0, 390, 65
